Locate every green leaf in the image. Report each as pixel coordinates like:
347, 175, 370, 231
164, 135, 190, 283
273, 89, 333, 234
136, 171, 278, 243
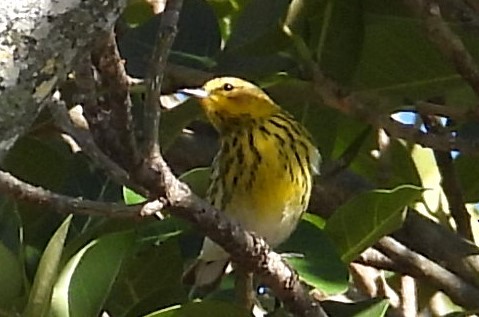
0, 198, 22, 259
179, 167, 211, 198
123, 186, 147, 205
278, 216, 348, 295
118, 0, 221, 76
3, 137, 68, 192
324, 185, 422, 263
205, 0, 251, 41
136, 217, 187, 245
454, 154, 479, 203
216, 0, 293, 77
331, 112, 373, 164
143, 300, 249, 317
0, 198, 23, 312
63, 152, 122, 202
160, 98, 202, 151
104, 238, 186, 316
311, 0, 364, 85
23, 215, 72, 317
159, 98, 202, 150
50, 230, 135, 317
322, 298, 390, 317
5, 137, 72, 252
265, 77, 339, 160
224, 0, 290, 53
122, 0, 155, 27
352, 3, 476, 108
351, 139, 422, 188
0, 242, 22, 308
410, 145, 443, 218
302, 212, 326, 229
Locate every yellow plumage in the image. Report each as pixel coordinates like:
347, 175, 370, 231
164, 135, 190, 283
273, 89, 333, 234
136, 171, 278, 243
181, 77, 320, 290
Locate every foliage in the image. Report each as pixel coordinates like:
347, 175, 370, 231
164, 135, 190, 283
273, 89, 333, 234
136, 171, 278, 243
1, 0, 479, 316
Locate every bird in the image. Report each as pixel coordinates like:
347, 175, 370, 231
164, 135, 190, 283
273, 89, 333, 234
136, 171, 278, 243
179, 77, 320, 292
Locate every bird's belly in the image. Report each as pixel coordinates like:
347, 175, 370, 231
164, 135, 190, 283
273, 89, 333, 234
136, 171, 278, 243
226, 162, 305, 247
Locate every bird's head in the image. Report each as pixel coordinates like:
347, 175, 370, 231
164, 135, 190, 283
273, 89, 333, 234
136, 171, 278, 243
180, 77, 280, 132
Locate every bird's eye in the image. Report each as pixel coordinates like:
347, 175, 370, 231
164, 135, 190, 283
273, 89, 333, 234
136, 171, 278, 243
223, 83, 234, 91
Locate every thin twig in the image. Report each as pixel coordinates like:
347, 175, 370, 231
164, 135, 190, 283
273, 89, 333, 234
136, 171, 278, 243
349, 263, 400, 306
376, 236, 479, 310
91, 30, 141, 170
47, 94, 149, 198
73, 51, 119, 160
74, 46, 143, 184
143, 0, 184, 160
434, 0, 479, 33
235, 268, 255, 312
355, 248, 399, 271
377, 115, 479, 156
403, 0, 479, 99
433, 150, 473, 238
73, 53, 98, 119
399, 275, 417, 317
422, 115, 473, 240
0, 171, 141, 218
464, 0, 479, 15
415, 100, 479, 121
393, 211, 479, 289
284, 26, 479, 156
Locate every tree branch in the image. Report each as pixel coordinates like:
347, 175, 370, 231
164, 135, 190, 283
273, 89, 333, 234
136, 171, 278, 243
349, 263, 400, 308
415, 100, 479, 121
434, 147, 473, 240
399, 275, 417, 317
283, 26, 479, 157
356, 239, 479, 311
0, 171, 140, 219
315, 166, 479, 289
435, 0, 479, 34
376, 236, 479, 310
422, 115, 473, 240
393, 210, 479, 289
355, 248, 400, 272
143, 0, 183, 160
464, 0, 479, 16
89, 30, 142, 170
403, 0, 479, 99
312, 168, 479, 307
47, 95, 149, 198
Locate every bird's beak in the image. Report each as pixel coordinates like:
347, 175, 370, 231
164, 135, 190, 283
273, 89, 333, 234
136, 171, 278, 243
178, 88, 209, 99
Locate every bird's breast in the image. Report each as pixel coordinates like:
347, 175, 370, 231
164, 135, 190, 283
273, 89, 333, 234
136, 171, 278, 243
207, 117, 316, 246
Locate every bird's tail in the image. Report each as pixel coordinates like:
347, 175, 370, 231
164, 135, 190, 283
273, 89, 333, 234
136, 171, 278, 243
182, 258, 229, 295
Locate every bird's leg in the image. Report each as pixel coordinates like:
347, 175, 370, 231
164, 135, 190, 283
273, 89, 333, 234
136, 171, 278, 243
234, 267, 255, 312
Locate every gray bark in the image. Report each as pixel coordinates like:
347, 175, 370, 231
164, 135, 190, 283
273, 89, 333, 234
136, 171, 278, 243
0, 0, 127, 161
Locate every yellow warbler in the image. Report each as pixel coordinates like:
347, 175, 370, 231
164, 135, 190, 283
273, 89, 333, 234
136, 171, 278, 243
180, 77, 320, 290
